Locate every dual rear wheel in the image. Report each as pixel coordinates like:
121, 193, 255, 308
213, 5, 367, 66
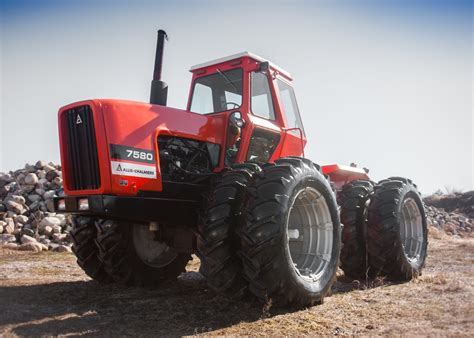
199, 157, 341, 307
339, 177, 428, 281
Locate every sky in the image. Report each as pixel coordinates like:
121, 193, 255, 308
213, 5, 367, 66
0, 0, 472, 194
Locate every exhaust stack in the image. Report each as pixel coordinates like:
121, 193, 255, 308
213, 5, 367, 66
150, 29, 168, 106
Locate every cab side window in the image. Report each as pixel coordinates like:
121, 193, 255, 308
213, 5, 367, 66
251, 72, 275, 120
277, 79, 304, 134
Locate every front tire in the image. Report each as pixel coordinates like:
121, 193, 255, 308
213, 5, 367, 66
367, 177, 428, 281
70, 216, 111, 283
239, 157, 341, 307
96, 221, 191, 286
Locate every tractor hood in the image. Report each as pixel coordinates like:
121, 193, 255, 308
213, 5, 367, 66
58, 99, 227, 196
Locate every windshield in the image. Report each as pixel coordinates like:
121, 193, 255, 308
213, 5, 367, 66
190, 68, 243, 114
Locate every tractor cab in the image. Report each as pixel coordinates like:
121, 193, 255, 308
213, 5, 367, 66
187, 52, 306, 166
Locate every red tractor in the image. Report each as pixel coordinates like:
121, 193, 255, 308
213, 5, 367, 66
54, 30, 428, 307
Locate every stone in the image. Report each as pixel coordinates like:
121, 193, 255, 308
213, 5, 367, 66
6, 211, 17, 218
20, 234, 37, 244
3, 242, 19, 249
24, 163, 36, 173
41, 225, 53, 236
35, 188, 46, 196
0, 234, 16, 244
24, 173, 39, 185
21, 228, 35, 237
43, 190, 57, 200
52, 225, 62, 234
14, 215, 29, 225
53, 177, 63, 186
0, 224, 3, 234
46, 199, 55, 212
19, 242, 43, 252
54, 244, 72, 253
35, 160, 48, 169
5, 200, 25, 214
43, 164, 56, 173
29, 201, 41, 211
38, 178, 49, 188
52, 233, 67, 242
37, 170, 46, 179
46, 170, 59, 182
10, 195, 26, 204
39, 216, 61, 229
39, 237, 51, 246
20, 184, 36, 194
28, 194, 43, 203
16, 173, 26, 184
4, 218, 15, 234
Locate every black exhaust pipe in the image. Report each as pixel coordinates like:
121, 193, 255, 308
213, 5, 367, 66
150, 29, 168, 106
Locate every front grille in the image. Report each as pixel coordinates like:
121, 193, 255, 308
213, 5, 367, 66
64, 105, 101, 190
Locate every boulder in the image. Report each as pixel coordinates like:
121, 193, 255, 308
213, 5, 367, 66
0, 234, 16, 245
54, 244, 72, 253
39, 216, 61, 229
5, 200, 25, 214
35, 160, 48, 169
24, 173, 39, 185
19, 242, 44, 252
20, 234, 37, 244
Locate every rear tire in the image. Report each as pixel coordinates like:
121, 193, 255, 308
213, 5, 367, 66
339, 180, 374, 279
367, 177, 428, 281
96, 221, 191, 286
70, 216, 111, 283
239, 157, 341, 307
197, 163, 260, 296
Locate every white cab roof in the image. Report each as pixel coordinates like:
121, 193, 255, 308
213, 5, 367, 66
189, 51, 292, 80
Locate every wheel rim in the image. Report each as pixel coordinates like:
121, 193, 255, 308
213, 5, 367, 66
286, 186, 333, 282
132, 224, 178, 268
399, 197, 424, 264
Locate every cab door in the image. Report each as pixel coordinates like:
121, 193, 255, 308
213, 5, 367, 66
238, 70, 282, 163
274, 78, 306, 157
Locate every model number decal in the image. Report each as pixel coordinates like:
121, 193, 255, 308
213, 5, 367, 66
109, 144, 155, 164
126, 150, 153, 161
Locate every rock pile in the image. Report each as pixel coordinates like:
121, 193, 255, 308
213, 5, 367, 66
426, 205, 473, 237
0, 161, 72, 252
424, 191, 474, 218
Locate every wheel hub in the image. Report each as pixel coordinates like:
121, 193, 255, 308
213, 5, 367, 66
132, 224, 178, 268
286, 187, 333, 282
400, 196, 423, 264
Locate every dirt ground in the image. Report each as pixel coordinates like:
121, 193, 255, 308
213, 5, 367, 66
1, 232, 473, 336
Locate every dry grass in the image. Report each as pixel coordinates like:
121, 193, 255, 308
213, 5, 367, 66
0, 236, 473, 336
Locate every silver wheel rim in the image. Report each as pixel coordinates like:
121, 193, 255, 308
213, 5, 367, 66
286, 186, 333, 282
399, 197, 423, 265
132, 225, 178, 268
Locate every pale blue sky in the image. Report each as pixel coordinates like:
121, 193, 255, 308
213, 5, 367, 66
1, 0, 472, 194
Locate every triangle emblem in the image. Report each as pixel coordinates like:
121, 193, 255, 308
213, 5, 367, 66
116, 164, 122, 171
76, 114, 83, 124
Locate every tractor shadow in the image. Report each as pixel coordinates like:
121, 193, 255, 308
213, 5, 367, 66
0, 271, 290, 336
1, 268, 391, 336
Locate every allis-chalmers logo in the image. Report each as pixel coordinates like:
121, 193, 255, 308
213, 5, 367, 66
76, 114, 83, 125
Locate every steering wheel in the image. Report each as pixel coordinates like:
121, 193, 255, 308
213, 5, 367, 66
226, 102, 240, 109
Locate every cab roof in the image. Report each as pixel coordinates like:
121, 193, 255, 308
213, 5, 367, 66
189, 51, 292, 80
